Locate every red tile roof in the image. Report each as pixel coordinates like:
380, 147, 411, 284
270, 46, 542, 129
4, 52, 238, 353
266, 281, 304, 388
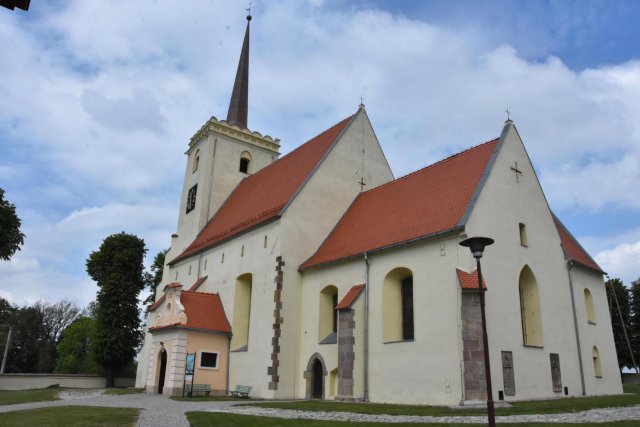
336, 284, 365, 310
149, 277, 208, 312
456, 269, 487, 290
301, 139, 499, 269
553, 215, 604, 274
149, 291, 231, 334
169, 115, 354, 265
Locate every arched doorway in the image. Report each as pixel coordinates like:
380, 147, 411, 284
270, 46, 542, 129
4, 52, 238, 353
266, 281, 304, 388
157, 349, 167, 394
304, 353, 327, 399
312, 359, 324, 399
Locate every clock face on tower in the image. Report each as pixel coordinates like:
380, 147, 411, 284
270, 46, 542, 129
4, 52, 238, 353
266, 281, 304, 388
186, 184, 197, 214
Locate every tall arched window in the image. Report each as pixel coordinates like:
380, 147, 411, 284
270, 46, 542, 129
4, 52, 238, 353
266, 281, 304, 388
383, 267, 414, 342
231, 273, 252, 351
192, 149, 200, 173
318, 285, 338, 342
584, 289, 596, 324
239, 151, 252, 174
519, 265, 543, 346
592, 346, 602, 377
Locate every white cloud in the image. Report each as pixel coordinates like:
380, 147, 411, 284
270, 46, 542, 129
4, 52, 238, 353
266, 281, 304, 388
0, 0, 639, 304
596, 241, 640, 285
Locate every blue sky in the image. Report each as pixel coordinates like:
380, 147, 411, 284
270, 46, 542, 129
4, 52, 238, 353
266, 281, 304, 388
1, 0, 639, 307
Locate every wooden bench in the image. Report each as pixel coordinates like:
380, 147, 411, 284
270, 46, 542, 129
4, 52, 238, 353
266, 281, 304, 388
185, 383, 211, 397
230, 385, 252, 398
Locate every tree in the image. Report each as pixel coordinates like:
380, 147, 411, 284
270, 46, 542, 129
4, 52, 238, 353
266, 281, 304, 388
630, 277, 640, 369
0, 188, 26, 261
36, 299, 81, 343
143, 249, 167, 314
87, 232, 147, 387
55, 316, 99, 374
5, 306, 50, 373
606, 278, 634, 371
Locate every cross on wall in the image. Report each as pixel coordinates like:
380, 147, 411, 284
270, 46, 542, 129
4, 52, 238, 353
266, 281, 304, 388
510, 162, 523, 182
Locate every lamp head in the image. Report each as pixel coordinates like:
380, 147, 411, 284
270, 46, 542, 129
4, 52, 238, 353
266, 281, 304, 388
459, 236, 494, 259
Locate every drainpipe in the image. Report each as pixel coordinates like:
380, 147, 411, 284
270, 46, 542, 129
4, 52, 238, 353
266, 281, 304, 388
364, 252, 370, 401
566, 260, 586, 396
226, 335, 231, 394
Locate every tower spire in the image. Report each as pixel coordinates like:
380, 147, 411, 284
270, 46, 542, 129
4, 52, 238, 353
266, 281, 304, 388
226, 12, 252, 129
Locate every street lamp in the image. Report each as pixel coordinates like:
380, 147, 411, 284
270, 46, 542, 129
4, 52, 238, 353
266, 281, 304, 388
459, 236, 495, 427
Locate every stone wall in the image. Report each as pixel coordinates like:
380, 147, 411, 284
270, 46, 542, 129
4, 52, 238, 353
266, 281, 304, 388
337, 309, 355, 400
461, 291, 486, 401
0, 374, 135, 390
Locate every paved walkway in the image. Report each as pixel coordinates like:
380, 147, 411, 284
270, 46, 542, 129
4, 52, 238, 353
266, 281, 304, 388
0, 390, 639, 426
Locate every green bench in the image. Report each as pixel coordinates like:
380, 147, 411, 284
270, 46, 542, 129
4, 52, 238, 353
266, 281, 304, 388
230, 385, 252, 398
185, 383, 211, 397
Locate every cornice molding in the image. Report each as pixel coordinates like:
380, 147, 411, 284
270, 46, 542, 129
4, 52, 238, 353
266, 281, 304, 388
189, 116, 280, 153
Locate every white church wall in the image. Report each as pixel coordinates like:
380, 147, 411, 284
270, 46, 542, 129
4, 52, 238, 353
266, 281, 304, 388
365, 237, 464, 405
571, 266, 623, 395
298, 259, 368, 400
462, 122, 621, 400
276, 109, 393, 399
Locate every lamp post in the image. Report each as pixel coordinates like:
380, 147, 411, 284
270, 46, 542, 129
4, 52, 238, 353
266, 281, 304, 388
459, 236, 495, 427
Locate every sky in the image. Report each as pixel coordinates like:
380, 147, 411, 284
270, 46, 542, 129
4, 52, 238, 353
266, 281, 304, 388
1, 0, 639, 308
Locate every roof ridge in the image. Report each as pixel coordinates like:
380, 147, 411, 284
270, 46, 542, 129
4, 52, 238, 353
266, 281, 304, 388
361, 138, 499, 195
238, 114, 355, 186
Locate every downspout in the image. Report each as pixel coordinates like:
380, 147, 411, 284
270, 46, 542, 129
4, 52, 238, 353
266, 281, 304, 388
226, 334, 231, 394
364, 252, 370, 401
566, 260, 586, 396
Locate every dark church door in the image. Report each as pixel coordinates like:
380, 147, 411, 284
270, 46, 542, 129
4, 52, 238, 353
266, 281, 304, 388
312, 359, 324, 399
158, 350, 167, 394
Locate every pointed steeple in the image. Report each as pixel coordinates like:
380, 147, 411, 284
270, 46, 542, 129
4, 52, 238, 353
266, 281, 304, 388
226, 13, 251, 129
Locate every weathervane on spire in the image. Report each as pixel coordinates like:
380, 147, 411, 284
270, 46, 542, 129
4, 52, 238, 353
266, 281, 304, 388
246, 2, 252, 20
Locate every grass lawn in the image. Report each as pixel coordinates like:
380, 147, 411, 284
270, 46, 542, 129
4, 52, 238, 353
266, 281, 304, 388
104, 387, 145, 395
245, 392, 640, 417
623, 383, 640, 394
0, 406, 139, 427
0, 388, 60, 405
186, 412, 640, 427
171, 395, 251, 402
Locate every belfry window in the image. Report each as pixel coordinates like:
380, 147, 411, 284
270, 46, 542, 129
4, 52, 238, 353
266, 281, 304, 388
192, 149, 200, 173
383, 268, 414, 342
239, 151, 252, 174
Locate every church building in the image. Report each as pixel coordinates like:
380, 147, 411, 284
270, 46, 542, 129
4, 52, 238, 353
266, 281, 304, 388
135, 13, 622, 405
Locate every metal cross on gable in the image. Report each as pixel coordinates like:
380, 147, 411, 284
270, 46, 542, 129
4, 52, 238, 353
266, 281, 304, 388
510, 161, 523, 182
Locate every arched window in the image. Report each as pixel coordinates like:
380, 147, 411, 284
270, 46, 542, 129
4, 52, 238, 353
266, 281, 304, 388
231, 273, 252, 351
592, 346, 602, 377
519, 265, 543, 346
383, 267, 414, 342
192, 149, 200, 173
318, 285, 338, 343
584, 289, 596, 324
239, 151, 252, 174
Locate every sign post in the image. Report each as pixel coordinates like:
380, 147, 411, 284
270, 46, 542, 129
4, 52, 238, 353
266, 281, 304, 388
183, 352, 196, 397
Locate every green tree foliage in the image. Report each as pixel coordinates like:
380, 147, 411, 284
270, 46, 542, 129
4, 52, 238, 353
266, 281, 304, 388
87, 232, 146, 387
606, 278, 634, 371
630, 277, 640, 368
55, 316, 99, 374
0, 188, 26, 261
143, 249, 167, 315
5, 306, 51, 373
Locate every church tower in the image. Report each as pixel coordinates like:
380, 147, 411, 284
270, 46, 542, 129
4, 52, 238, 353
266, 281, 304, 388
170, 12, 280, 258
